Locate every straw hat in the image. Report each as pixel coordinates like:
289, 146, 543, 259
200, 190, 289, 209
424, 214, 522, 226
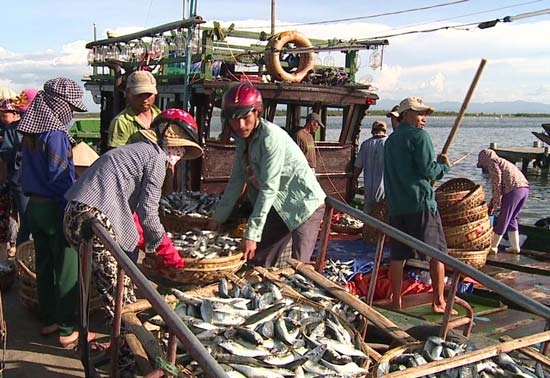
72, 142, 99, 167
139, 108, 203, 160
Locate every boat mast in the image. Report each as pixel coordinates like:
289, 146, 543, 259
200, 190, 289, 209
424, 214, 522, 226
271, 0, 276, 35
183, 0, 196, 110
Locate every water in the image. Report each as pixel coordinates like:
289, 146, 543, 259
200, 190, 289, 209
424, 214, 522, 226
210, 115, 549, 225
353, 116, 550, 226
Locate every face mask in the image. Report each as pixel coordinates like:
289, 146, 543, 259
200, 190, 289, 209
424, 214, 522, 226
164, 146, 185, 167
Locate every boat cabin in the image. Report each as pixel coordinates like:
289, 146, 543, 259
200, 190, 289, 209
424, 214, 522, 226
82, 17, 388, 202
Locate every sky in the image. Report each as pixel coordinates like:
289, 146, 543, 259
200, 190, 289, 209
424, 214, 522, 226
1, 0, 550, 112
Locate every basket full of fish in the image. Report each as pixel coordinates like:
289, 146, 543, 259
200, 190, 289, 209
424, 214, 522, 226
147, 275, 372, 377
159, 191, 221, 233
331, 213, 364, 235
142, 230, 244, 284
374, 336, 545, 377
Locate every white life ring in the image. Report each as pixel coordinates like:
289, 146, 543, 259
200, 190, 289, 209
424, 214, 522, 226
264, 30, 315, 83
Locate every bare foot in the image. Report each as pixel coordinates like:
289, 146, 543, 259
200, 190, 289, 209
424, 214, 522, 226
432, 304, 458, 315
388, 294, 403, 310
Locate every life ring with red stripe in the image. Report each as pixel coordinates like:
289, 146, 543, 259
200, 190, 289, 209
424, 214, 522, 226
264, 30, 315, 83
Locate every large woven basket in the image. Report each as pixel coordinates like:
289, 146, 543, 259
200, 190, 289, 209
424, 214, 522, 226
457, 228, 492, 250
160, 213, 211, 234
15, 241, 103, 313
448, 248, 489, 269
372, 343, 423, 377
436, 178, 485, 212
440, 203, 489, 227
443, 217, 492, 248
141, 252, 245, 285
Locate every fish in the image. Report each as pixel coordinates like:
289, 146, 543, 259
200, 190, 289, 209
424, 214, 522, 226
230, 364, 289, 378
316, 337, 367, 359
219, 340, 271, 358
274, 317, 299, 345
319, 359, 369, 375
242, 302, 289, 329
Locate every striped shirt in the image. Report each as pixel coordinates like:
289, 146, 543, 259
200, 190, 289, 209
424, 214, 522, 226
65, 141, 167, 252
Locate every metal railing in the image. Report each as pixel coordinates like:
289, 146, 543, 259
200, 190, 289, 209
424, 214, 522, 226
318, 197, 550, 321
77, 218, 228, 378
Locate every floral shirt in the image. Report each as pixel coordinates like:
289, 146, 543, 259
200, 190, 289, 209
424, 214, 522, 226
477, 149, 529, 209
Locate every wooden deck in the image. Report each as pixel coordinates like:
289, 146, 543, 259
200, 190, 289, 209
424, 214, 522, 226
492, 145, 549, 175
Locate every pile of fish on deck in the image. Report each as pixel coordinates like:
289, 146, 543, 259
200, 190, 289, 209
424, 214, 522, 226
148, 273, 370, 377
159, 191, 221, 218
168, 229, 241, 259
377, 336, 546, 377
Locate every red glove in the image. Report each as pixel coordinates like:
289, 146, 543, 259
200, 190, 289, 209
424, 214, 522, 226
155, 233, 185, 269
133, 213, 184, 269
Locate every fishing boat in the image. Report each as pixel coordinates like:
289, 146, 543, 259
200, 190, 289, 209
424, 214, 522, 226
4, 15, 550, 378
82, 18, 388, 201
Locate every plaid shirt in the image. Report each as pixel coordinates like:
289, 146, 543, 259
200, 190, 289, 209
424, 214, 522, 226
65, 141, 167, 252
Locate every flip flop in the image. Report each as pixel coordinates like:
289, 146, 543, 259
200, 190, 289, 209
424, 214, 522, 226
59, 331, 96, 350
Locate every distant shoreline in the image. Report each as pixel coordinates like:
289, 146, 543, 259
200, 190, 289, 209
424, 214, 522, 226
74, 111, 550, 120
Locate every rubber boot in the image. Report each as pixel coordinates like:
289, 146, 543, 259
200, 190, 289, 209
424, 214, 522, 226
489, 232, 503, 254
505, 230, 520, 254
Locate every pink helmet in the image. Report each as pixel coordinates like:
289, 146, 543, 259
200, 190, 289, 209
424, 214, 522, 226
13, 88, 38, 113
152, 108, 199, 144
221, 83, 263, 119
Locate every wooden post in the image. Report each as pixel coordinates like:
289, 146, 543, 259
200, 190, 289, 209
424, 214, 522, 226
441, 58, 487, 156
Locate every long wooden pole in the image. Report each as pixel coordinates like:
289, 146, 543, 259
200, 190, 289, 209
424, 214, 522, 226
441, 58, 487, 155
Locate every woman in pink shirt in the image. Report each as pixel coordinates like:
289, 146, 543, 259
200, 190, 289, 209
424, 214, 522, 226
477, 149, 529, 254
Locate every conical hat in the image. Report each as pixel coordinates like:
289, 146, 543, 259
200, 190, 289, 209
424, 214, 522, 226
0, 86, 16, 100
72, 142, 99, 167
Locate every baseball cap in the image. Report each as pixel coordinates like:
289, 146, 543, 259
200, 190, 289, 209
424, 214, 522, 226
306, 112, 325, 128
126, 71, 158, 96
371, 120, 387, 133
399, 97, 434, 115
386, 105, 400, 118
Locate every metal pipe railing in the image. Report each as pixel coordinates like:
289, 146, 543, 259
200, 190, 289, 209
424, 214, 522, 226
86, 219, 228, 378
323, 197, 550, 321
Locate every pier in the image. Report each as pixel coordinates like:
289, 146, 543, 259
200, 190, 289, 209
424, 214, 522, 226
490, 142, 550, 177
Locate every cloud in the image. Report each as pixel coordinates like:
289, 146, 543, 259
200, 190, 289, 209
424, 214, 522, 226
1, 15, 550, 112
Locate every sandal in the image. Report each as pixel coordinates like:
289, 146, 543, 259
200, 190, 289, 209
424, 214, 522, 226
59, 331, 96, 350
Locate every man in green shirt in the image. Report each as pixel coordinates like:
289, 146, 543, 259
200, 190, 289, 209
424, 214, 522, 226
383, 96, 452, 314
107, 70, 161, 148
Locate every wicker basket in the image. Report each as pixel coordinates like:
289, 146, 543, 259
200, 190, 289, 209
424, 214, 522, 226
372, 343, 423, 377
141, 252, 245, 285
15, 241, 103, 313
332, 223, 362, 235
440, 203, 489, 227
448, 248, 489, 269
457, 228, 492, 250
160, 213, 211, 234
436, 178, 485, 212
443, 217, 492, 248
362, 202, 389, 245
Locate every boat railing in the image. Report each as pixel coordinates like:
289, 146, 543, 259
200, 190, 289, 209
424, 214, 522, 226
77, 218, 228, 378
318, 197, 550, 322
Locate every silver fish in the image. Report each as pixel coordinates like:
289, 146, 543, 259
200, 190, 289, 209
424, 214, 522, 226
219, 340, 271, 358
320, 359, 369, 375
230, 364, 287, 378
